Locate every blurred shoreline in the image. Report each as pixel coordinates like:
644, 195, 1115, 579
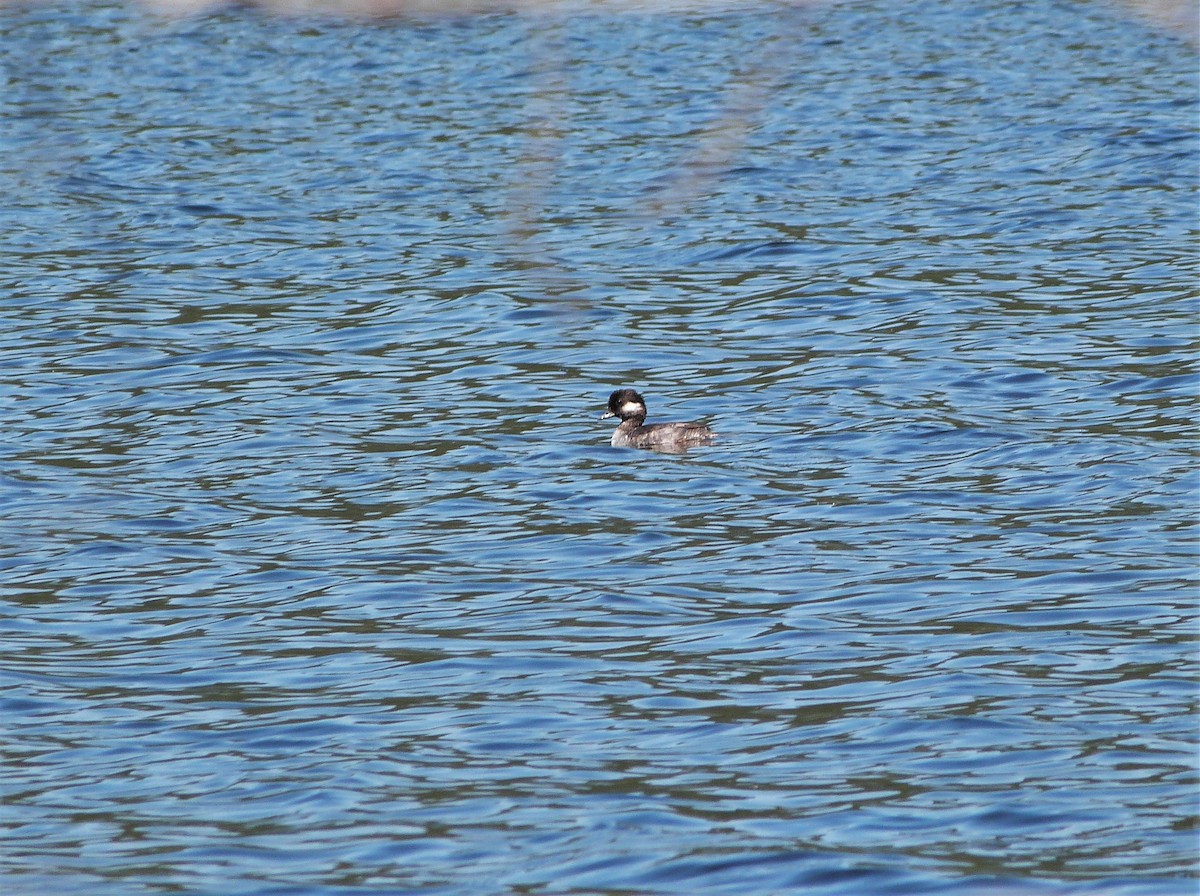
0, 0, 1196, 43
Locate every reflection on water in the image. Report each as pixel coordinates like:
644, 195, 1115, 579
1, 0, 1197, 894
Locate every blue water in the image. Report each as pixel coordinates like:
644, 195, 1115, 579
1, 0, 1197, 893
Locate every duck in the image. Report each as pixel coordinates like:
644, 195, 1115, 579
601, 388, 715, 453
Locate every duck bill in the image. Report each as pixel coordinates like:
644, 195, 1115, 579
600, 411, 615, 419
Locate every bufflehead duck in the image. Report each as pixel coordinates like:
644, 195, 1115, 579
600, 388, 715, 453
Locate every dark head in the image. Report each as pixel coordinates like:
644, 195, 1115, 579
601, 388, 648, 421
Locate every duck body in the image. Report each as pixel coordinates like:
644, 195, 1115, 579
601, 388, 715, 454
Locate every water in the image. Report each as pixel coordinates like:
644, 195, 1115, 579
1, 0, 1197, 893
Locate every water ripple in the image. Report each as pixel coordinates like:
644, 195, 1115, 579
2, 0, 1197, 894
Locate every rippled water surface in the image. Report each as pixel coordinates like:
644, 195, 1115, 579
2, 0, 1197, 893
